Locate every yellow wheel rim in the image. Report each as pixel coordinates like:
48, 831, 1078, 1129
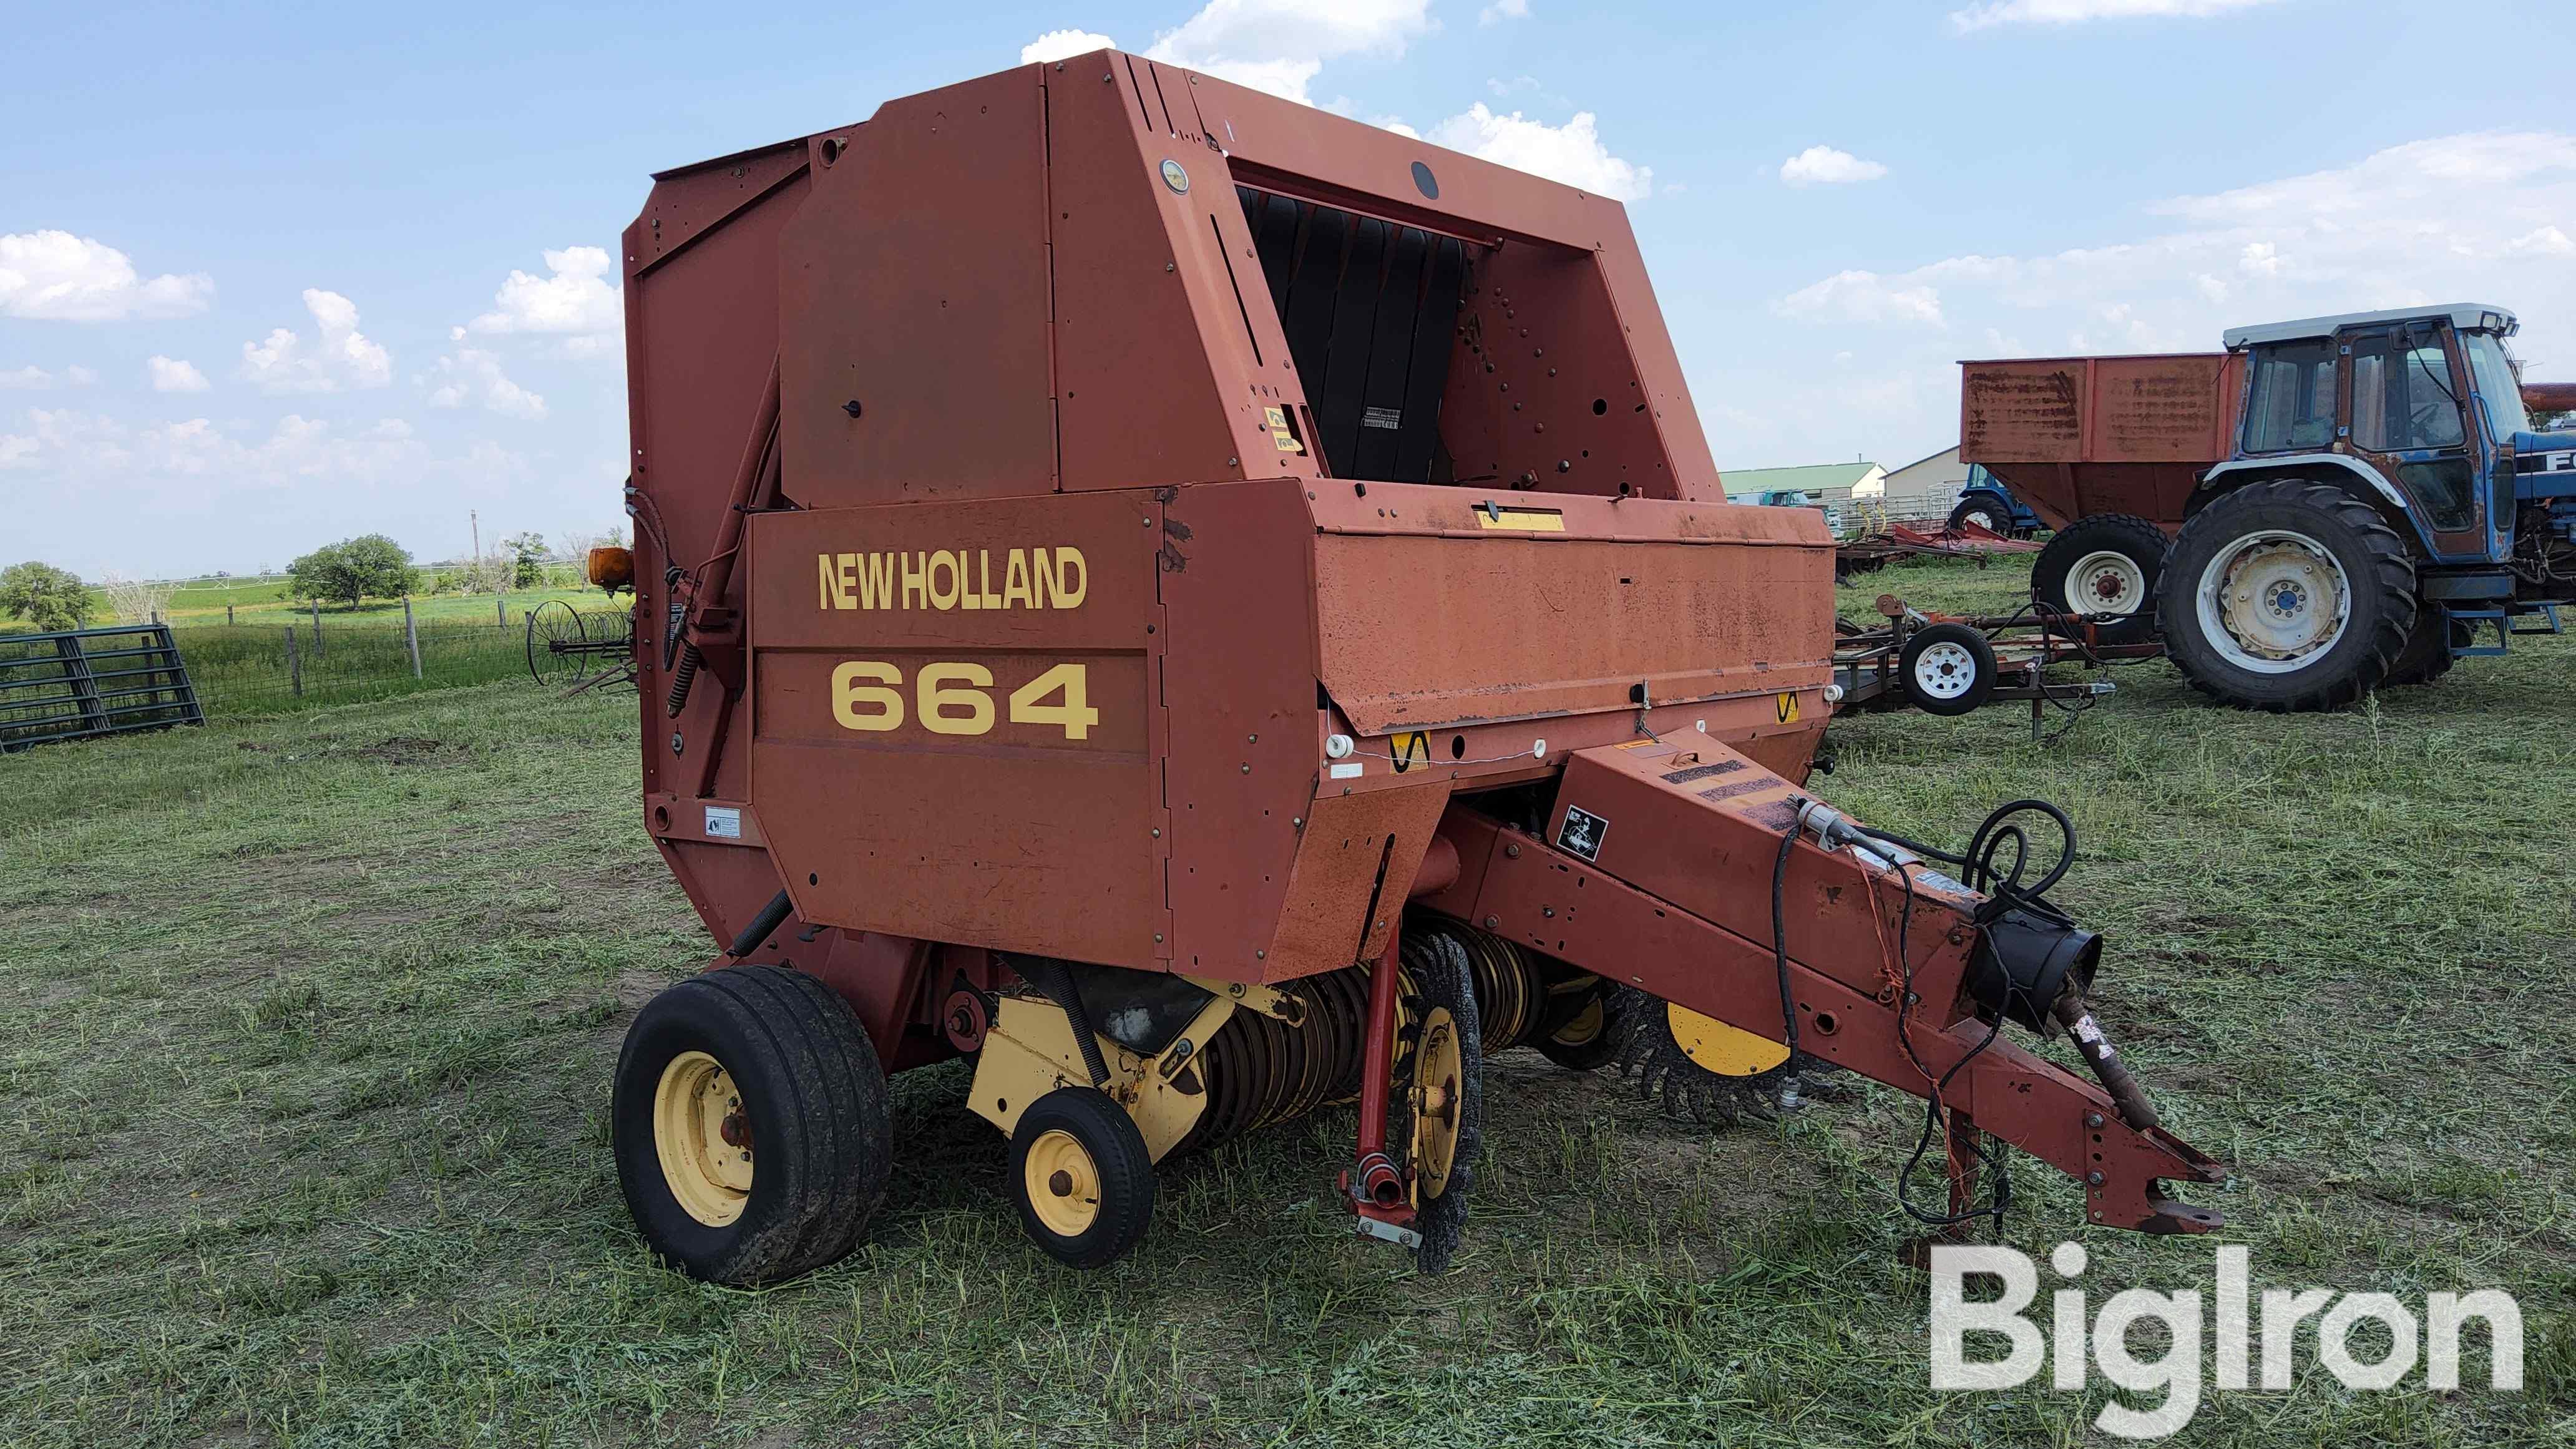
1551, 995, 1605, 1047
1023, 1128, 1102, 1237
653, 1050, 753, 1227
1411, 1007, 1463, 1199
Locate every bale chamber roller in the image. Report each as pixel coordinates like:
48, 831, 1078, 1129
614, 50, 2226, 1282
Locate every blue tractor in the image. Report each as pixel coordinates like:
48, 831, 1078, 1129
1943, 464, 2043, 537
2156, 304, 2575, 709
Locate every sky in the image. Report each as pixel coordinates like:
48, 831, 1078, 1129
4, 0, 2573, 579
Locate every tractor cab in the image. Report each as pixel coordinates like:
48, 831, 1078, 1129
2219, 303, 2526, 567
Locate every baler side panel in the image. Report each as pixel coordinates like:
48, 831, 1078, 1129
625, 157, 812, 947
1047, 65, 1288, 494
743, 493, 1167, 967
1156, 479, 1332, 980
776, 71, 1058, 505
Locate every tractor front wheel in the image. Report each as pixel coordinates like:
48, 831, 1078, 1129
2156, 480, 2416, 711
613, 965, 894, 1286
2031, 514, 2169, 645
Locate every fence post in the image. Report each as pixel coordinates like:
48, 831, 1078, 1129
227, 603, 235, 625
285, 625, 302, 698
405, 595, 422, 680
311, 598, 324, 657
497, 591, 505, 627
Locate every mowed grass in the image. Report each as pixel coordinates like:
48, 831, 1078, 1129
0, 556, 2569, 1447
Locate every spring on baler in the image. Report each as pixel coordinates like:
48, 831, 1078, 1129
1173, 919, 1599, 1154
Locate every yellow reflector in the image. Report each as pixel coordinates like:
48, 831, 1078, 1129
1473, 505, 1566, 532
1667, 1003, 1790, 1077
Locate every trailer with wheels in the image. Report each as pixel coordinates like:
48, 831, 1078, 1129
1963, 311, 2576, 709
610, 51, 2226, 1286
1829, 596, 2143, 737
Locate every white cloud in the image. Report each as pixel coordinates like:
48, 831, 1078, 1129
427, 348, 547, 421
1479, 0, 1530, 23
0, 230, 214, 322
1774, 270, 1946, 326
241, 288, 393, 393
1780, 145, 1888, 187
1952, 0, 2282, 30
461, 245, 622, 355
1146, 0, 1432, 106
147, 356, 210, 393
1022, 29, 1118, 63
0, 407, 445, 494
66, 365, 97, 385
2509, 225, 2575, 256
0, 366, 54, 390
1425, 105, 1652, 200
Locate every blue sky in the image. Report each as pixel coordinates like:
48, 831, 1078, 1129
4, 0, 2572, 578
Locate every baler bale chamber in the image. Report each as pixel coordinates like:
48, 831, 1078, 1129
613, 50, 2224, 1282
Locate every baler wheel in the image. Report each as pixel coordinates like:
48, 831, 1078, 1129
1531, 988, 1618, 1071
613, 965, 893, 1286
1403, 935, 1483, 1276
1008, 1087, 1155, 1269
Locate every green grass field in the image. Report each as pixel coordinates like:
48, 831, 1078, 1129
0, 555, 2567, 1447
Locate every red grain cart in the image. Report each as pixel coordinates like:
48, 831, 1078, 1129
612, 51, 2223, 1284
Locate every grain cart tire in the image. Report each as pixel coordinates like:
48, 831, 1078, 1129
613, 965, 893, 1286
2381, 607, 2464, 689
2157, 481, 2416, 713
1896, 623, 1998, 717
2032, 514, 2168, 645
1406, 934, 1483, 1276
1946, 493, 2014, 536
1009, 1087, 1155, 1269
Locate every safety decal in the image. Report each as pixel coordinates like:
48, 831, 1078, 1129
704, 806, 742, 839
1390, 730, 1431, 773
1774, 690, 1800, 724
1661, 758, 1745, 784
1558, 805, 1608, 862
1361, 406, 1402, 431
1264, 406, 1304, 454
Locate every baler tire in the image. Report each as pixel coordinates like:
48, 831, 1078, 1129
1009, 1087, 1155, 1269
1406, 935, 1483, 1276
1531, 987, 1618, 1071
1896, 623, 1998, 717
2032, 514, 2169, 646
613, 965, 893, 1287
2156, 481, 2417, 712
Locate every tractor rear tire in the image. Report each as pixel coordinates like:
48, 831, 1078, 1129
2156, 480, 2416, 712
1009, 1087, 1156, 1269
1946, 492, 2014, 536
2381, 607, 2463, 688
614, 965, 893, 1286
2032, 514, 2169, 645
1897, 622, 1998, 717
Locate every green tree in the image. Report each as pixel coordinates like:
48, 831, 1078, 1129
0, 561, 95, 632
502, 532, 548, 589
287, 535, 417, 607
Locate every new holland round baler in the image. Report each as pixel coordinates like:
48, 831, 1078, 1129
611, 50, 2223, 1281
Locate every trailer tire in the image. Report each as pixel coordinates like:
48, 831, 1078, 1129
1010, 1087, 1156, 1269
2157, 481, 2416, 712
2032, 514, 2169, 645
613, 965, 893, 1286
1897, 623, 1998, 716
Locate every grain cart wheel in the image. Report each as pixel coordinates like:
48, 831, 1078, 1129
613, 965, 892, 1286
1896, 623, 1998, 717
2157, 481, 2416, 712
1405, 935, 1483, 1276
1009, 1087, 1155, 1269
2032, 514, 2168, 645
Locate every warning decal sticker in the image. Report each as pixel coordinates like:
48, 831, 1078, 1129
1558, 805, 1608, 862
